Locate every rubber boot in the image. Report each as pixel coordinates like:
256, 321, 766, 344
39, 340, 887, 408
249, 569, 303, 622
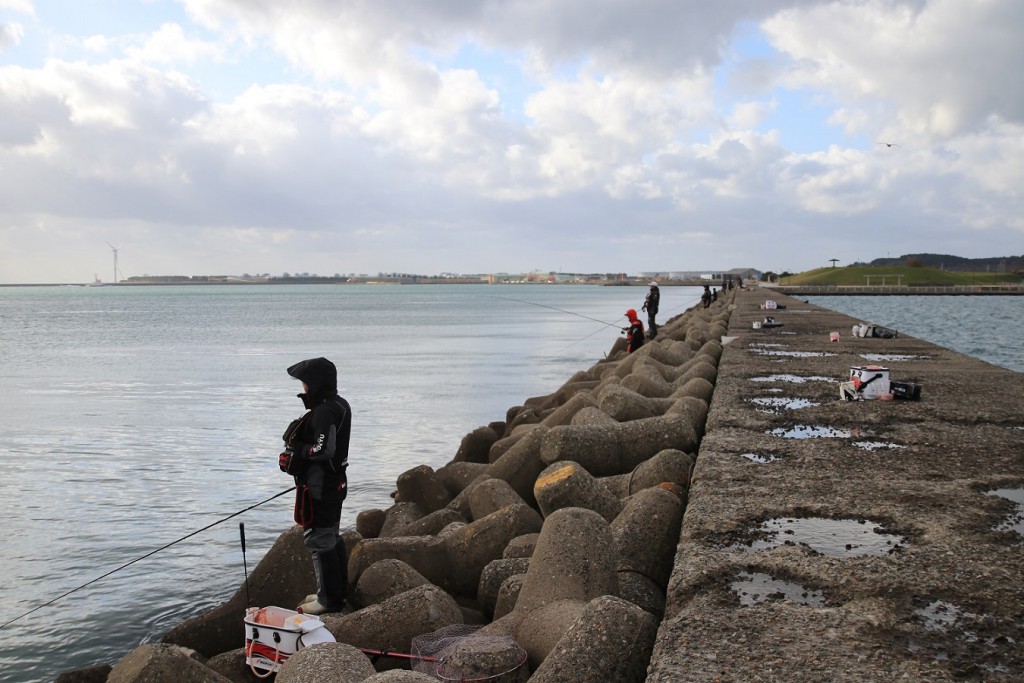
300, 546, 346, 615
335, 535, 348, 590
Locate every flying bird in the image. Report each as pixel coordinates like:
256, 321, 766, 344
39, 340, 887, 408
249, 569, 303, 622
877, 141, 900, 148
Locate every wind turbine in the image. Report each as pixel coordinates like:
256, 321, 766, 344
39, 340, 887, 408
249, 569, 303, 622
106, 242, 120, 284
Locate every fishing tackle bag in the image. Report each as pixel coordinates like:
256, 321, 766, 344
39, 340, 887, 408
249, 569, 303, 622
244, 606, 335, 677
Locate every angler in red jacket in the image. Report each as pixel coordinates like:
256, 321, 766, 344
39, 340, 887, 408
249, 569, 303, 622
623, 309, 645, 353
279, 357, 351, 614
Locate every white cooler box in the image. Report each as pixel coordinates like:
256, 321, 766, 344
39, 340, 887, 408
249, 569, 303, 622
849, 366, 890, 399
244, 606, 335, 677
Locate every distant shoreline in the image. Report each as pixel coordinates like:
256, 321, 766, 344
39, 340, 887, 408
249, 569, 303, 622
0, 278, 714, 288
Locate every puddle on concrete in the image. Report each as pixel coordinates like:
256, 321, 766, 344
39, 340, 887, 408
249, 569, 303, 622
734, 517, 906, 556
853, 441, 906, 452
750, 397, 820, 411
731, 571, 826, 607
751, 349, 838, 358
768, 424, 858, 439
750, 374, 833, 384
986, 488, 1024, 535
860, 353, 930, 362
749, 342, 785, 348
909, 600, 1014, 675
742, 453, 780, 464
917, 600, 967, 631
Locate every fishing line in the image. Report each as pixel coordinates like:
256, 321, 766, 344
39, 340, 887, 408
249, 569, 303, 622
490, 295, 624, 329
0, 486, 296, 630
554, 321, 624, 353
553, 292, 706, 354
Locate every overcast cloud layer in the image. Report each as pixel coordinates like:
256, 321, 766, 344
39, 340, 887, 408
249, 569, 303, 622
1, 0, 1021, 283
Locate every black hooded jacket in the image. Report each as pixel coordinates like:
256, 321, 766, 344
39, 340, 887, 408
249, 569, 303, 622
643, 286, 660, 314
284, 358, 351, 501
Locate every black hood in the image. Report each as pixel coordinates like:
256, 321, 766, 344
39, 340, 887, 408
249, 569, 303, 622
287, 357, 337, 400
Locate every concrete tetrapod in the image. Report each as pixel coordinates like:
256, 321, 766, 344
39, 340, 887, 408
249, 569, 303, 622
611, 486, 685, 589
514, 507, 618, 615
515, 599, 588, 669
348, 535, 449, 588
453, 425, 500, 464
478, 558, 531, 619
106, 644, 231, 683
435, 460, 489, 497
540, 414, 698, 476
441, 503, 543, 598
485, 425, 550, 507
378, 502, 426, 538
468, 477, 529, 521
600, 447, 695, 498
353, 558, 431, 608
533, 461, 624, 523
538, 391, 599, 428
356, 508, 387, 539
617, 570, 666, 617
528, 595, 658, 683
324, 584, 463, 657
570, 405, 620, 426
393, 507, 466, 537
275, 642, 376, 683
395, 464, 452, 513
494, 575, 524, 621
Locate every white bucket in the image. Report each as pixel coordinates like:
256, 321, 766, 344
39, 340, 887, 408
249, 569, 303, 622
849, 366, 890, 399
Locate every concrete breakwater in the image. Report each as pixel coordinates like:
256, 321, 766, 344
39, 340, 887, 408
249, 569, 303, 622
57, 289, 734, 682
56, 288, 1024, 682
647, 290, 1024, 682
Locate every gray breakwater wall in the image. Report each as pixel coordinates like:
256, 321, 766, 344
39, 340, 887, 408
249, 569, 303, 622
58, 288, 1024, 682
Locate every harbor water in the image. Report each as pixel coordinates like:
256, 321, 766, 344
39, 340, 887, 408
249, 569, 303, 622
804, 295, 1023, 373
0, 285, 1019, 682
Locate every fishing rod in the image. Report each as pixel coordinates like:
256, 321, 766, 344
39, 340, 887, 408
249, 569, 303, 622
553, 291, 706, 353
0, 486, 296, 630
240, 522, 252, 608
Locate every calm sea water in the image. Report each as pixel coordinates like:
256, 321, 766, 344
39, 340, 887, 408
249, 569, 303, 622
805, 295, 1024, 372
0, 284, 703, 683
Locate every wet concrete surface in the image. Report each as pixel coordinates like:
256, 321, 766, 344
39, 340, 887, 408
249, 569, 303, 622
647, 289, 1024, 682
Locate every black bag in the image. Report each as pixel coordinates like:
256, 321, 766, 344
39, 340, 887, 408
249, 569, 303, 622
890, 381, 922, 400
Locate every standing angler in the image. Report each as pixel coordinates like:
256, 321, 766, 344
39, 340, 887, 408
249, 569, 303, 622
279, 357, 351, 615
642, 281, 660, 339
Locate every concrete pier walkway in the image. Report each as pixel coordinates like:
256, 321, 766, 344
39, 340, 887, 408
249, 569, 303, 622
647, 289, 1024, 682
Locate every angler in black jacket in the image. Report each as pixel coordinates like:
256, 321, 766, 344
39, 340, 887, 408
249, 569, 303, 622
279, 357, 351, 614
642, 281, 660, 339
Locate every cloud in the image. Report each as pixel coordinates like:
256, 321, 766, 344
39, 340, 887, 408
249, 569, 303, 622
763, 0, 1024, 140
0, 0, 1021, 284
0, 0, 33, 15
0, 21, 23, 51
125, 22, 226, 65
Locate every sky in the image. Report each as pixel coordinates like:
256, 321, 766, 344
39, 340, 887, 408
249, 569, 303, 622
0, 0, 1021, 284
